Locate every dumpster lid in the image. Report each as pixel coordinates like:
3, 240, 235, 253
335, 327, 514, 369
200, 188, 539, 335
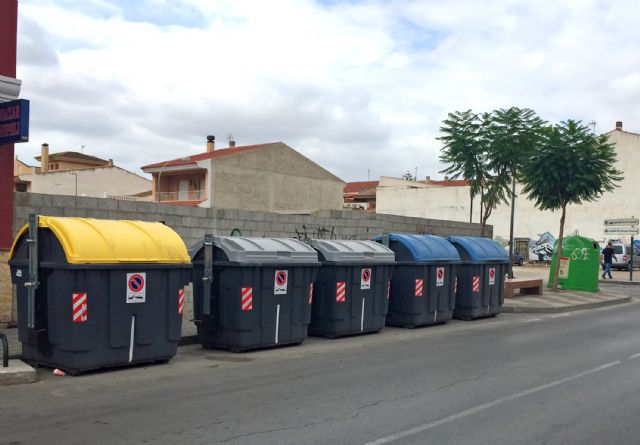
372, 233, 460, 262
447, 236, 509, 262
191, 236, 319, 264
309, 240, 395, 263
10, 216, 190, 264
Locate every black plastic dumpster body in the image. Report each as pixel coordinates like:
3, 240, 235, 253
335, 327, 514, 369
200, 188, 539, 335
447, 236, 509, 320
8, 216, 191, 374
308, 240, 395, 338
191, 236, 320, 352
374, 234, 460, 328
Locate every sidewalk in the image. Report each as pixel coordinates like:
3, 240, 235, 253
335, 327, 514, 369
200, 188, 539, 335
502, 286, 632, 313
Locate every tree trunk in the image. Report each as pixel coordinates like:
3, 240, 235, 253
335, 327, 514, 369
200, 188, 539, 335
507, 175, 516, 279
552, 203, 567, 292
479, 189, 485, 237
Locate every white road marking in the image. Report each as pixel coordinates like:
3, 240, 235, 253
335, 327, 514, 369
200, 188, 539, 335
628, 353, 640, 360
551, 313, 572, 318
523, 318, 542, 323
364, 360, 621, 445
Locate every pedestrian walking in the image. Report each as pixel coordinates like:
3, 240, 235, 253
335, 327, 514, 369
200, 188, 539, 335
601, 242, 617, 279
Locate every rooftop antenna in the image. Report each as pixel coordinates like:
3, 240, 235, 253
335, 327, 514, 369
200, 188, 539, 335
227, 133, 236, 148
414, 166, 418, 181
367, 168, 370, 181
80, 145, 85, 153
588, 121, 596, 133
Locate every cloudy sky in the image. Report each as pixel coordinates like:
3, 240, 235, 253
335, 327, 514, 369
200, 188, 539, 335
15, 0, 640, 182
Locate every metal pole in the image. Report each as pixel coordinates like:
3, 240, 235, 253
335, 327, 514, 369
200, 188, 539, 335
631, 235, 634, 282
507, 176, 516, 279
0, 332, 8, 367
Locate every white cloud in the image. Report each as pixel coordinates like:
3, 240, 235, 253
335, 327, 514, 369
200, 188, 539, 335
15, 0, 640, 180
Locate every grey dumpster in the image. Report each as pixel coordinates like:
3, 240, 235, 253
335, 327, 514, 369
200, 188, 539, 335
308, 240, 395, 338
191, 236, 320, 351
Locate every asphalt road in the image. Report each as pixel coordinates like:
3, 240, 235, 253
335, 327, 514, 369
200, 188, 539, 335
2, 287, 640, 445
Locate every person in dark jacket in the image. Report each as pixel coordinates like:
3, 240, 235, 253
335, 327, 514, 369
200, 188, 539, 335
601, 242, 617, 279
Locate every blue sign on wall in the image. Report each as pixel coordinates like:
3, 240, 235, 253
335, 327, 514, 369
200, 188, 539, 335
0, 99, 29, 144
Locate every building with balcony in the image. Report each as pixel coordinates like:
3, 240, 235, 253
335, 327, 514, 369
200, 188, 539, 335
141, 137, 345, 212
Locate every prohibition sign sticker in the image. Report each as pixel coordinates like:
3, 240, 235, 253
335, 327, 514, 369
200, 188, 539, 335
361, 268, 372, 290
126, 272, 146, 303
436, 267, 445, 287
488, 268, 496, 286
274, 270, 288, 295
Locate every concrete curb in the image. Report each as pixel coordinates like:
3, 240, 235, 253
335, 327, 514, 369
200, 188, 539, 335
0, 360, 36, 386
502, 295, 632, 314
600, 280, 640, 286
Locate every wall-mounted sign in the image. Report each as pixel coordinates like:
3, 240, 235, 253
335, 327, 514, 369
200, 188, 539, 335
0, 99, 29, 144
604, 218, 639, 226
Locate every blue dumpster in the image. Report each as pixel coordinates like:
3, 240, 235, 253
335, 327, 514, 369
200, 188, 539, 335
447, 236, 509, 320
374, 234, 460, 328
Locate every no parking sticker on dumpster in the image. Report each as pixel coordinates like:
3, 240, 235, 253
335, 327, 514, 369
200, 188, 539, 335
274, 270, 288, 295
436, 267, 445, 287
361, 268, 372, 290
489, 268, 496, 286
126, 272, 146, 303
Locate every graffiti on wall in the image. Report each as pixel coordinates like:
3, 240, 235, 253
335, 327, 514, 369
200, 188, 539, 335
530, 231, 556, 261
294, 225, 357, 242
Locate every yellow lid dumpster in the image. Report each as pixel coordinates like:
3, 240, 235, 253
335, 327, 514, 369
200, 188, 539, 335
9, 215, 191, 374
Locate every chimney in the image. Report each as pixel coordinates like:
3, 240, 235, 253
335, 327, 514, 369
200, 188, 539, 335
107, 158, 114, 167
206, 135, 215, 152
227, 133, 236, 148
41, 143, 49, 173
444, 175, 449, 181
616, 121, 623, 130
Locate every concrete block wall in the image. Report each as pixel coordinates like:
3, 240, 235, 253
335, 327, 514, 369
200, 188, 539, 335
11, 193, 489, 247
0, 192, 490, 325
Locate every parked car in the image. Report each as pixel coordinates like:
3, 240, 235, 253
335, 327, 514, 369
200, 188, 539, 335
512, 251, 524, 266
600, 243, 640, 270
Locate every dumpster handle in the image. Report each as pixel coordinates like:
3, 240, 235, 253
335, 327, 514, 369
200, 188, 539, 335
0, 332, 8, 367
381, 232, 390, 248
230, 228, 242, 237
203, 234, 214, 315
26, 213, 40, 330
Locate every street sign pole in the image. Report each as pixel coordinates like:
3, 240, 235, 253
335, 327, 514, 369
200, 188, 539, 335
631, 236, 634, 282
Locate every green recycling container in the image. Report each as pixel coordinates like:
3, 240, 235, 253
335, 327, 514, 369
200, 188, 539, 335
548, 235, 600, 292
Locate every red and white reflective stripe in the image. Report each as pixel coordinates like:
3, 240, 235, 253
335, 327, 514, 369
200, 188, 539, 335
415, 279, 424, 297
309, 283, 314, 305
241, 287, 253, 311
336, 281, 346, 302
387, 281, 391, 299
72, 292, 87, 323
472, 276, 480, 293
178, 288, 185, 315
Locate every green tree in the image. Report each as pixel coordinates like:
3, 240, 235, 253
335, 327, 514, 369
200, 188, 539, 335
521, 120, 622, 291
487, 107, 545, 277
438, 110, 509, 236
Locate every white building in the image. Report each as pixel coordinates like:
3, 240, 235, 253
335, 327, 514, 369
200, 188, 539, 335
377, 122, 640, 245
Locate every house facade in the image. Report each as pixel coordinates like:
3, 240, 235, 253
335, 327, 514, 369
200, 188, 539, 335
141, 138, 345, 212
14, 144, 152, 199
